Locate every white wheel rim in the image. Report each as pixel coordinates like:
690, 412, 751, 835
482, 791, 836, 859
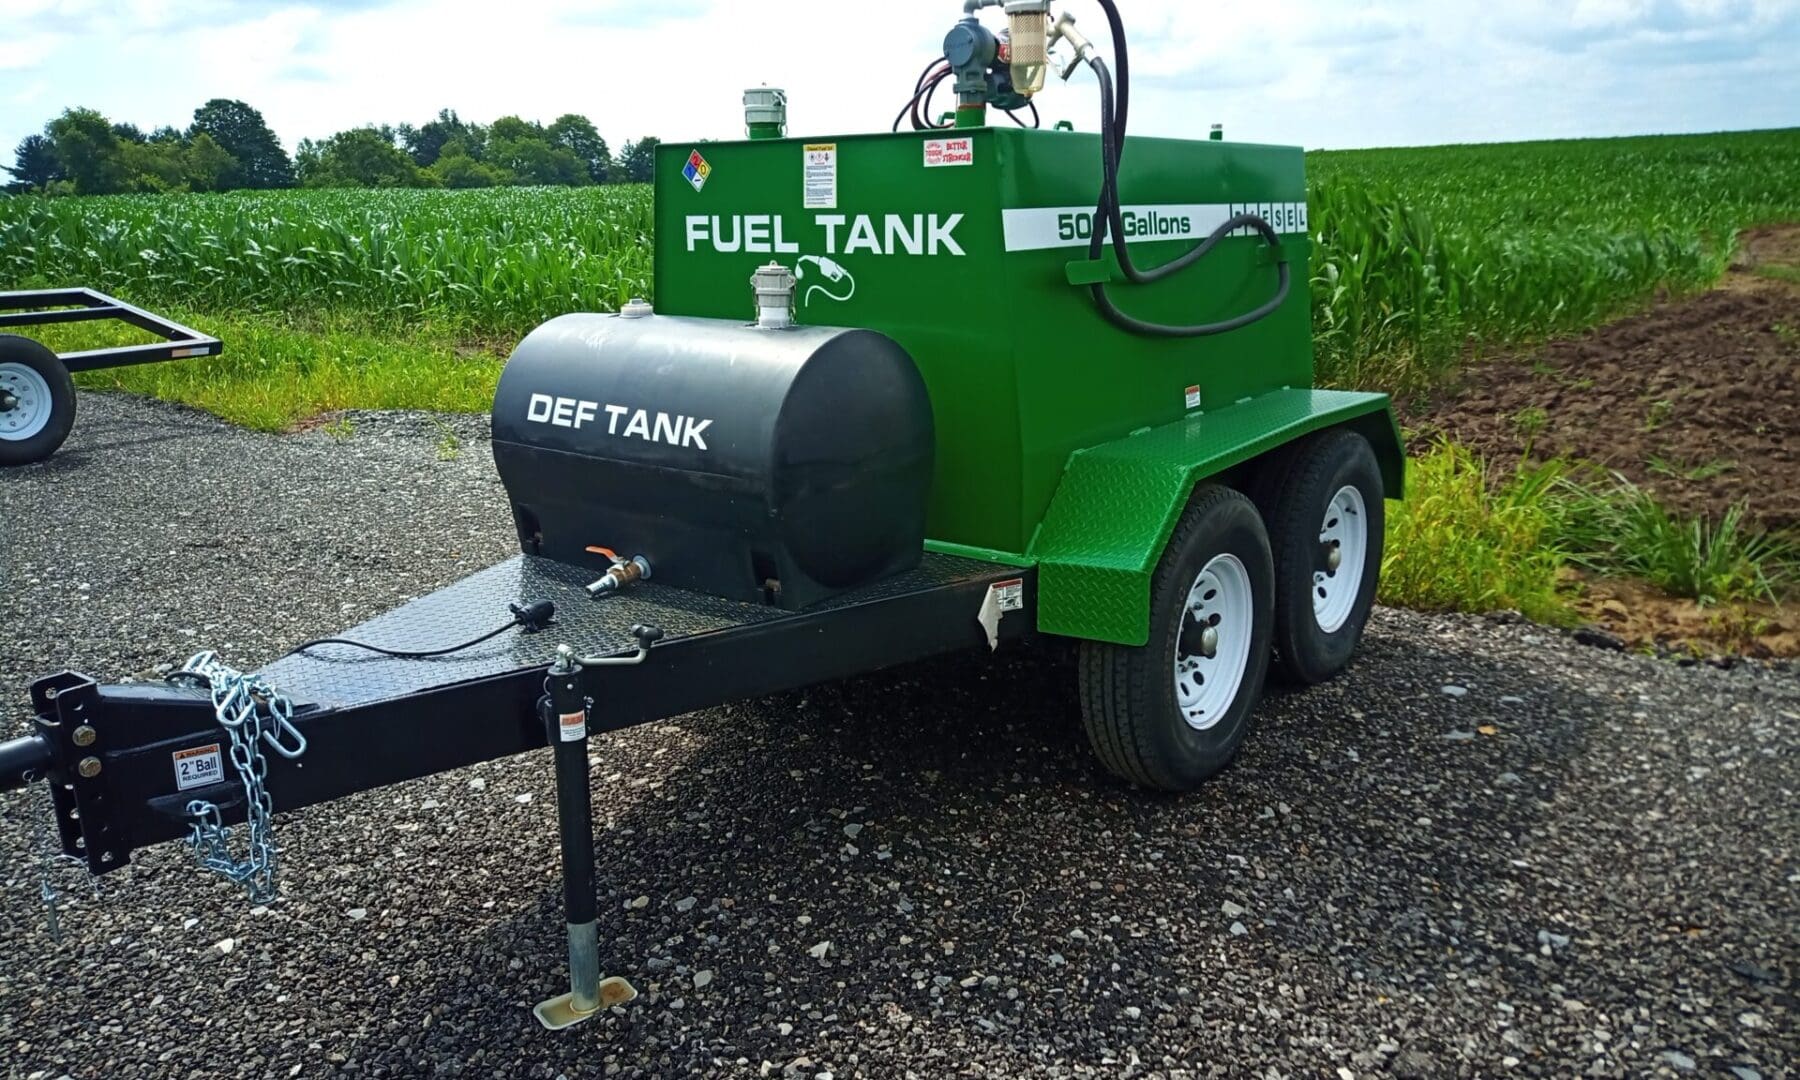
0, 362, 54, 442
1313, 484, 1368, 634
1174, 553, 1255, 732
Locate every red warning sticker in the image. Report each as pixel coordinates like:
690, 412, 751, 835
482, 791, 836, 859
924, 137, 975, 168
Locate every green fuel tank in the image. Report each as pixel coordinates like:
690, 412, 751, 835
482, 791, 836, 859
653, 128, 1315, 560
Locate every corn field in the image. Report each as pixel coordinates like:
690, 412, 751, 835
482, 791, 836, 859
0, 186, 655, 335
2, 129, 1797, 386
1307, 128, 1800, 386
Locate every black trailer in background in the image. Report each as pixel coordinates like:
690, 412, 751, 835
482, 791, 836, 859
0, 288, 221, 465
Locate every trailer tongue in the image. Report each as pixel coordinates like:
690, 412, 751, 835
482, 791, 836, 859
4, 0, 1404, 1032
3, 552, 1033, 1026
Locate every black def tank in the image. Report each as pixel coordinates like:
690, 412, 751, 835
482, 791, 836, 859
491, 312, 934, 609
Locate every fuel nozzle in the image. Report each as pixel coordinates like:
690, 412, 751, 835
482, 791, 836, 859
1048, 9, 1096, 80
1003, 0, 1052, 97
586, 555, 652, 599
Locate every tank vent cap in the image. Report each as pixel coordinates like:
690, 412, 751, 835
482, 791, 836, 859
750, 263, 797, 329
744, 87, 788, 137
619, 298, 654, 319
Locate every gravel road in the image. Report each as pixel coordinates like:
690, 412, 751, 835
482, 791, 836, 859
1, 393, 1795, 1079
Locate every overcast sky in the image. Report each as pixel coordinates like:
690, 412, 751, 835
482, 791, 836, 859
1, 0, 1796, 164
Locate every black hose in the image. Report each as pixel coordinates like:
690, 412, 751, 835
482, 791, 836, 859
918, 71, 953, 130
1090, 228, 1293, 337
890, 97, 917, 133
1096, 0, 1129, 153
1004, 101, 1042, 128
1083, 5, 1290, 338
285, 600, 555, 660
893, 58, 950, 132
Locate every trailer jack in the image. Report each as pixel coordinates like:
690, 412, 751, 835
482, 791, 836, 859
533, 629, 662, 1030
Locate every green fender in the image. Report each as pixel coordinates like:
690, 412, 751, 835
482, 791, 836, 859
1025, 388, 1405, 646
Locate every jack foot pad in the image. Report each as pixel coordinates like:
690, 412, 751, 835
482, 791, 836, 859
533, 976, 638, 1031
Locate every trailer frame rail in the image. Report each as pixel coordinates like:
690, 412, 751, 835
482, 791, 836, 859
0, 288, 221, 372
2, 553, 1036, 872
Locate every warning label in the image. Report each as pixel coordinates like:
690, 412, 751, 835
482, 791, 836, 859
803, 143, 837, 209
992, 578, 1025, 612
1185, 385, 1203, 410
173, 743, 225, 792
923, 137, 974, 168
558, 711, 588, 743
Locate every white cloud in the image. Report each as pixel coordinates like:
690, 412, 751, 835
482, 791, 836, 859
0, 0, 1794, 160
0, 0, 66, 16
0, 32, 63, 70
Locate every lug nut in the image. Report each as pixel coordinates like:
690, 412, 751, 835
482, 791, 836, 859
1199, 625, 1220, 659
78, 757, 103, 779
73, 725, 97, 747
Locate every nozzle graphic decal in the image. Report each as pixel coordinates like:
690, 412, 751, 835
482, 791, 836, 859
795, 255, 856, 307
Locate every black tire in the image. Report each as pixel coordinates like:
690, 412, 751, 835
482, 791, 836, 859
1078, 485, 1274, 792
1262, 429, 1385, 686
0, 334, 76, 467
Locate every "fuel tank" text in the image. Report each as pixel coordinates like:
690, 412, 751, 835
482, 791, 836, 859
684, 213, 966, 257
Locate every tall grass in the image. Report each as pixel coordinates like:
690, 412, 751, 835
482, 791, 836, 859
1380, 442, 1573, 623
1557, 475, 1799, 605
34, 311, 502, 430
1383, 445, 1800, 621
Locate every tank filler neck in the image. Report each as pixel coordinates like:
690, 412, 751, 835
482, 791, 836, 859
750, 263, 798, 329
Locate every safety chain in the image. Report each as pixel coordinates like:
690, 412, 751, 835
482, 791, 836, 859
20, 767, 92, 942
169, 652, 308, 904
25, 769, 62, 941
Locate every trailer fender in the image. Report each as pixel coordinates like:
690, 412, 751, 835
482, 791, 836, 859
1027, 388, 1403, 646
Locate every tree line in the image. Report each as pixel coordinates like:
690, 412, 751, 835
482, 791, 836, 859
3, 102, 661, 195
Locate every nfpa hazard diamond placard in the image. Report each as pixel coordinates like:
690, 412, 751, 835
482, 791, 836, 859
682, 150, 712, 192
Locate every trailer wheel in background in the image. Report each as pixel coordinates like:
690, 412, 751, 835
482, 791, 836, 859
1079, 486, 1274, 792
0, 335, 76, 467
1262, 429, 1385, 685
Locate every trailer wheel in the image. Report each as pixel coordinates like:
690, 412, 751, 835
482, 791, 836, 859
0, 335, 76, 467
1263, 429, 1385, 685
1078, 485, 1274, 792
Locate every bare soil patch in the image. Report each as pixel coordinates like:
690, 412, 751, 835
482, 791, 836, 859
1412, 226, 1800, 657
1567, 573, 1800, 659
1411, 228, 1800, 530
1728, 223, 1800, 287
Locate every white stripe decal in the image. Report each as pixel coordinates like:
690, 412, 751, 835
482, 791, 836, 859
1001, 202, 1309, 253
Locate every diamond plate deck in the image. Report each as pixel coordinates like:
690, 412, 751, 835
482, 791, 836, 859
258, 553, 1011, 711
